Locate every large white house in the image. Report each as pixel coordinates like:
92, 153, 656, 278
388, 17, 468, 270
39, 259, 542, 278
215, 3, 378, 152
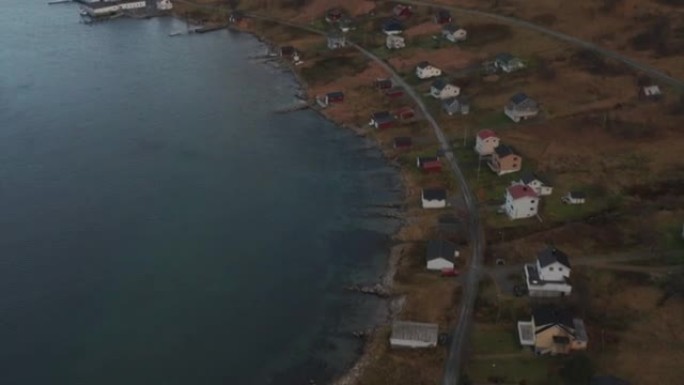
430, 79, 460, 100
416, 62, 442, 79
390, 321, 439, 348
504, 184, 539, 220
426, 240, 459, 270
474, 129, 500, 156
81, 0, 172, 17
525, 247, 572, 297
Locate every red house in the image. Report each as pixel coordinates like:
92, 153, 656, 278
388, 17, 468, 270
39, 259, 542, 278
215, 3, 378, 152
385, 87, 405, 98
417, 156, 443, 173
370, 111, 396, 130
374, 78, 393, 90
326, 91, 345, 104
394, 106, 415, 120
280, 46, 295, 57
393, 137, 413, 150
393, 4, 413, 19
434, 9, 452, 24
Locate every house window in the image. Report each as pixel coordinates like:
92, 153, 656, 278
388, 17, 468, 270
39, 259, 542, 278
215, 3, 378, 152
513, 163, 518, 168
530, 207, 534, 211
549, 267, 554, 271
531, 200, 536, 204
559, 268, 563, 271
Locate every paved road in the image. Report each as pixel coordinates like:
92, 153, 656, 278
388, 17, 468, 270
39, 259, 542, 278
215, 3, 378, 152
392, 0, 684, 89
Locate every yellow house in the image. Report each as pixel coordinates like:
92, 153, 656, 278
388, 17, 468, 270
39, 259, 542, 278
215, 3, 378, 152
518, 306, 588, 355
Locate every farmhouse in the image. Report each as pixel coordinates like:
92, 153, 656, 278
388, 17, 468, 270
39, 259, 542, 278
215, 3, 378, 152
494, 52, 525, 73
504, 184, 539, 219
434, 9, 452, 24
416, 62, 442, 79
442, 96, 470, 116
430, 79, 460, 100
382, 19, 404, 35
390, 321, 439, 348
393, 4, 413, 19
369, 111, 396, 130
442, 24, 467, 42
524, 247, 572, 297
393, 137, 413, 150
386, 34, 406, 50
514, 172, 553, 196
426, 240, 459, 270
327, 32, 347, 49
417, 156, 442, 173
488, 145, 522, 175
517, 306, 588, 355
504, 92, 540, 123
474, 129, 500, 156
421, 188, 447, 209
561, 191, 586, 205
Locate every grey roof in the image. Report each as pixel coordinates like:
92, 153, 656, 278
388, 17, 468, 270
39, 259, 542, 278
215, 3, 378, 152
494, 144, 517, 158
538, 247, 571, 268
573, 318, 588, 342
532, 305, 574, 329
443, 95, 470, 107
327, 91, 344, 99
510, 92, 530, 105
417, 61, 430, 69
591, 376, 631, 385
426, 240, 457, 262
520, 171, 550, 186
495, 52, 514, 62
391, 321, 439, 344
422, 188, 446, 201
372, 111, 392, 121
442, 24, 461, 33
383, 19, 404, 32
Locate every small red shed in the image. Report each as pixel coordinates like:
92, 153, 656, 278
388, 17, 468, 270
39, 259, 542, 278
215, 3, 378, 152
417, 156, 443, 173
393, 4, 413, 19
326, 91, 345, 104
385, 87, 405, 98
394, 106, 415, 120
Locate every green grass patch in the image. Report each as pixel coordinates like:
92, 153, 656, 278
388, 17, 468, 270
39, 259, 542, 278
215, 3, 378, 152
543, 187, 622, 222
471, 324, 521, 355
466, 356, 562, 385
475, 110, 513, 129
461, 23, 513, 48
299, 55, 369, 85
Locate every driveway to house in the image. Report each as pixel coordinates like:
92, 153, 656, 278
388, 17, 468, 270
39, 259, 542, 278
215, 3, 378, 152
386, 0, 684, 89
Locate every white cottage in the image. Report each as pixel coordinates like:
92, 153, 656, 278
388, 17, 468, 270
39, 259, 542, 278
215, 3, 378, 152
416, 62, 442, 79
390, 321, 439, 348
561, 191, 586, 205
386, 35, 406, 50
504, 184, 539, 220
430, 79, 460, 100
514, 172, 553, 196
426, 240, 459, 270
442, 24, 467, 42
421, 188, 447, 209
524, 247, 573, 297
474, 129, 499, 156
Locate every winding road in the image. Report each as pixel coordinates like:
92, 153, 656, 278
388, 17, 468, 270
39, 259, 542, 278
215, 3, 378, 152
388, 0, 684, 89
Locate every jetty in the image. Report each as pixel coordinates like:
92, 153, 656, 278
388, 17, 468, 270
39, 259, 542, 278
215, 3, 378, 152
48, 0, 71, 4
273, 101, 311, 114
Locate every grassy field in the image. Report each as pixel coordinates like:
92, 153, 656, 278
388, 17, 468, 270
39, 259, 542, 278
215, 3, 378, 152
465, 355, 562, 385
470, 323, 521, 355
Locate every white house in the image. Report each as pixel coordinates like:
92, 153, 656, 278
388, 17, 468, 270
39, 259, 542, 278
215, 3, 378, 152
390, 321, 439, 348
442, 24, 467, 42
561, 191, 586, 205
504, 184, 539, 220
513, 172, 553, 196
474, 129, 499, 156
524, 247, 572, 297
504, 92, 540, 123
494, 52, 525, 73
386, 35, 406, 50
421, 188, 447, 209
416, 62, 442, 79
81, 0, 163, 17
157, 0, 173, 11
442, 96, 470, 116
426, 240, 459, 270
430, 79, 460, 100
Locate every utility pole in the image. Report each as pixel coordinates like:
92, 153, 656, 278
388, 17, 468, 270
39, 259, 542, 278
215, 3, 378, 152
463, 126, 468, 147
477, 154, 482, 182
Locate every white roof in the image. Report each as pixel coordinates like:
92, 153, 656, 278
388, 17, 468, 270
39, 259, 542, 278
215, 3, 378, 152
391, 321, 438, 343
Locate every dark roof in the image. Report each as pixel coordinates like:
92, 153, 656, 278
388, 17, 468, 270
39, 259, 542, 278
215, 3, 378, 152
538, 247, 571, 268
591, 376, 631, 385
417, 156, 439, 166
443, 95, 470, 107
436, 9, 451, 18
426, 240, 457, 261
532, 305, 574, 329
280, 46, 295, 55
422, 188, 446, 201
431, 78, 448, 90
495, 52, 514, 62
327, 91, 344, 99
417, 61, 430, 69
372, 111, 394, 124
383, 19, 404, 32
520, 171, 550, 186
443, 24, 462, 33
570, 191, 586, 198
494, 144, 517, 158
510, 92, 530, 105
394, 137, 412, 147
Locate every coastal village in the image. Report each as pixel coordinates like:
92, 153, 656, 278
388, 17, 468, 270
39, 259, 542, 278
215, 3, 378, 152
76, 0, 683, 384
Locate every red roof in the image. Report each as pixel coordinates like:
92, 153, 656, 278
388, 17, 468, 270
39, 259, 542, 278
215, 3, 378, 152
477, 129, 497, 140
507, 184, 538, 200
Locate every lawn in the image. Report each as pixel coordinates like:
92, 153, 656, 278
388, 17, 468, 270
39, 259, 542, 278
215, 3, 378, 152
465, 355, 562, 385
471, 324, 521, 355
542, 189, 622, 223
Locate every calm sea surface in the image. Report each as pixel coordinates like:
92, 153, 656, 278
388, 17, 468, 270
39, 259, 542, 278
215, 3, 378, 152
0, 2, 401, 384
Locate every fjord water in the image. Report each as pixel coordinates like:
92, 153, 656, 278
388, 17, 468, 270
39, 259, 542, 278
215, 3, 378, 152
0, 2, 401, 384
